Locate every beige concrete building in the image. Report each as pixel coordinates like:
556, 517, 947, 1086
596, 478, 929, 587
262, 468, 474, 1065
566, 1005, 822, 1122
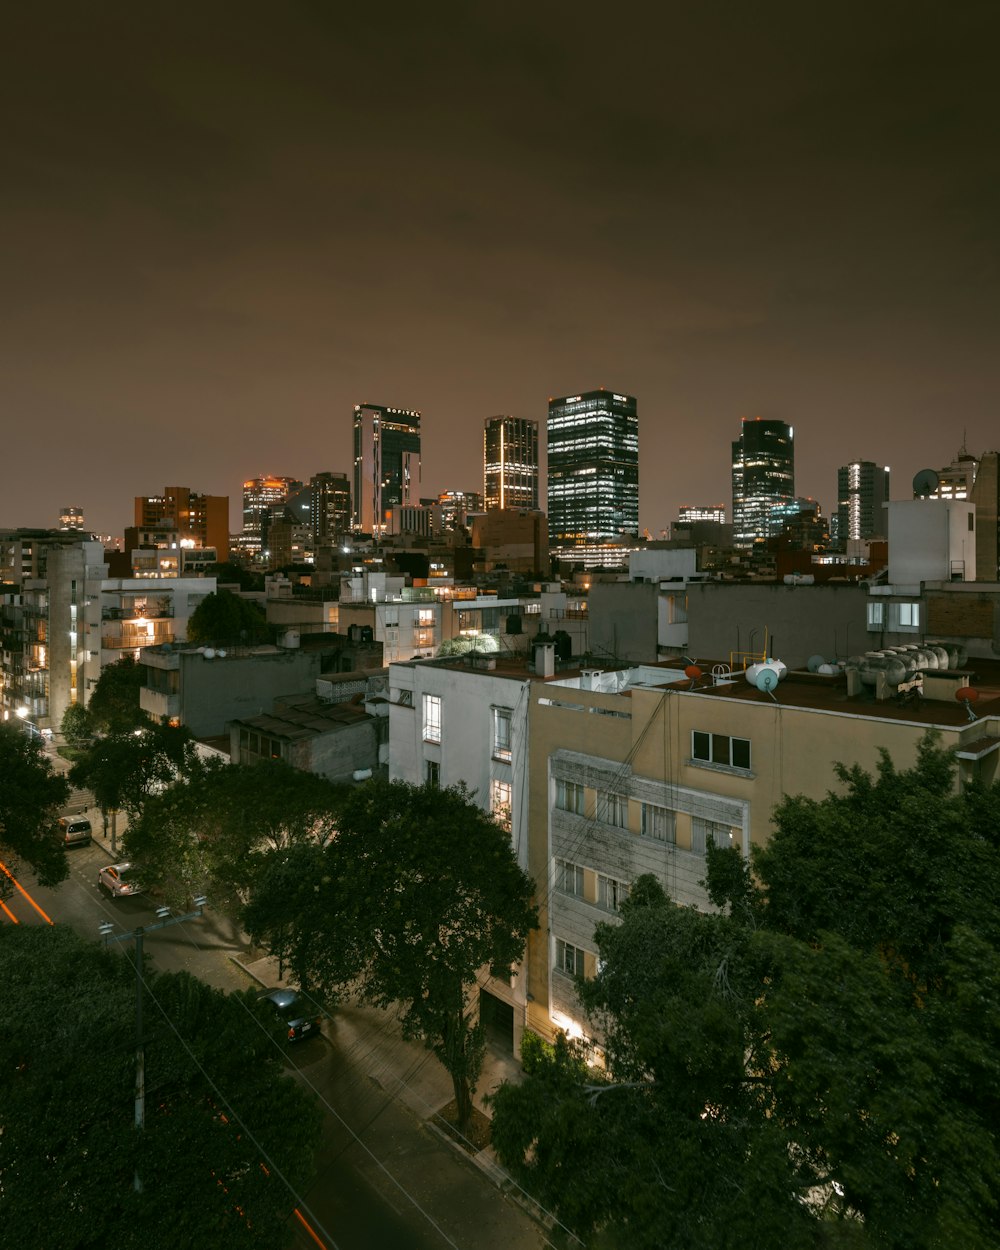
524, 655, 1000, 1046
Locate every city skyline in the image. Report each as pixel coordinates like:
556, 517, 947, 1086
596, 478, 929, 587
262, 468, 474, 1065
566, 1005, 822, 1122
3, 4, 998, 537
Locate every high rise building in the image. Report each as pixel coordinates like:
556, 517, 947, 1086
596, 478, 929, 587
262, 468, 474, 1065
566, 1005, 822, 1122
547, 388, 639, 568
240, 476, 300, 558
59, 506, 85, 532
677, 505, 726, 525
352, 404, 421, 535
310, 472, 351, 543
135, 486, 230, 561
837, 460, 891, 542
484, 416, 539, 511
731, 418, 795, 548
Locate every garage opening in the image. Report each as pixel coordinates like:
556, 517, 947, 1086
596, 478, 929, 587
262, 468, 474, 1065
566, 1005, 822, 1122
478, 988, 514, 1053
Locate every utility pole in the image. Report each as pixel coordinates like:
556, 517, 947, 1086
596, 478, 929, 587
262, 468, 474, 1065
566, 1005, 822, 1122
100, 897, 208, 1194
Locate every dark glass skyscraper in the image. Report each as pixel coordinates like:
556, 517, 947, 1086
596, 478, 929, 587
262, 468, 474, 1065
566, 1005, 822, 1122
484, 416, 539, 510
310, 471, 352, 542
547, 389, 639, 567
731, 418, 795, 548
352, 404, 421, 535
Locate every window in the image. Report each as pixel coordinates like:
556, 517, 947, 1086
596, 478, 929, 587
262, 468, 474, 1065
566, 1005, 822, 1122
491, 778, 511, 828
867, 601, 885, 630
894, 602, 920, 629
691, 818, 736, 856
555, 858, 585, 897
422, 693, 441, 742
556, 779, 586, 814
598, 874, 630, 912
598, 791, 629, 828
417, 608, 434, 626
425, 760, 440, 787
555, 939, 585, 977
395, 688, 412, 707
641, 802, 675, 843
692, 732, 751, 772
492, 707, 512, 761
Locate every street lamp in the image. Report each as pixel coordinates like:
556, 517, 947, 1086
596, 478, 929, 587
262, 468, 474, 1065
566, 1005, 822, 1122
100, 896, 208, 1193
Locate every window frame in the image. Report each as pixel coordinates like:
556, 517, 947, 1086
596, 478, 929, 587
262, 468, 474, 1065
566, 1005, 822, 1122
555, 857, 585, 897
422, 693, 442, 743
492, 706, 513, 762
597, 873, 630, 912
640, 801, 675, 843
691, 731, 751, 773
555, 938, 586, 977
598, 790, 629, 829
555, 778, 586, 815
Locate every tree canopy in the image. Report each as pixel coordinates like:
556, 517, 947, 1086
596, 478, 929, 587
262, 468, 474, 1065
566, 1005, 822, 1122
124, 758, 344, 910
187, 590, 270, 647
489, 735, 1000, 1249
88, 655, 148, 735
0, 924, 321, 1248
0, 722, 70, 892
243, 778, 537, 1129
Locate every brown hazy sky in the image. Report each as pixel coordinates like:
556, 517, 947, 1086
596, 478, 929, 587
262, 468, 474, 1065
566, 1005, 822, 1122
3, 1, 998, 538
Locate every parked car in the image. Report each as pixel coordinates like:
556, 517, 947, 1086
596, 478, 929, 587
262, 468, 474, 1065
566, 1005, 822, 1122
97, 862, 141, 897
259, 989, 323, 1042
59, 817, 92, 848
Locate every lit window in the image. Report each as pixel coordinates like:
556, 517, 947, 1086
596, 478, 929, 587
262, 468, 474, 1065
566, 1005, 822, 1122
640, 802, 675, 842
491, 778, 511, 828
867, 602, 885, 630
691, 732, 751, 772
894, 602, 920, 629
422, 694, 441, 743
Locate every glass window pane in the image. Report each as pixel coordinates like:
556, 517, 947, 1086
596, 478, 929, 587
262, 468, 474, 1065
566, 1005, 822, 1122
732, 738, 751, 770
693, 731, 710, 760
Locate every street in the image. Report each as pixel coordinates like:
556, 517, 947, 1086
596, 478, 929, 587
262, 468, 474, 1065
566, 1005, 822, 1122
1, 842, 556, 1250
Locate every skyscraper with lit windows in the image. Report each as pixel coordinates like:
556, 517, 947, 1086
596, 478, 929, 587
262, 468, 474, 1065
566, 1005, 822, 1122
352, 404, 421, 535
547, 388, 638, 568
484, 416, 539, 511
731, 418, 795, 548
836, 460, 890, 542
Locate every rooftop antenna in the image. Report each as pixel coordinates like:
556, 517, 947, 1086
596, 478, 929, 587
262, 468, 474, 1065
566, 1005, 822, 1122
955, 685, 979, 722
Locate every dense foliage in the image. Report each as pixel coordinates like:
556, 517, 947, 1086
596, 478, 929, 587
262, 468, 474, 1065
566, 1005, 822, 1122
489, 735, 1000, 1249
0, 925, 321, 1248
124, 758, 344, 910
186, 590, 270, 646
243, 778, 538, 1129
87, 655, 148, 735
0, 722, 70, 893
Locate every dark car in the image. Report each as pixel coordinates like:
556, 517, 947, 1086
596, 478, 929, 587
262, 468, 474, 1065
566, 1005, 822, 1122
259, 989, 323, 1042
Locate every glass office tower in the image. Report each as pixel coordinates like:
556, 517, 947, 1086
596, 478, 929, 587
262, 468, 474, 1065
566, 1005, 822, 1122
352, 404, 421, 535
836, 460, 890, 543
547, 389, 638, 568
484, 416, 539, 511
731, 418, 795, 548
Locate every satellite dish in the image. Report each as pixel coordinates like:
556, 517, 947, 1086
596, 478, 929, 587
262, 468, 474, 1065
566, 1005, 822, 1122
955, 686, 979, 702
806, 654, 826, 673
684, 664, 702, 680
756, 667, 779, 693
203, 648, 215, 659
913, 468, 940, 497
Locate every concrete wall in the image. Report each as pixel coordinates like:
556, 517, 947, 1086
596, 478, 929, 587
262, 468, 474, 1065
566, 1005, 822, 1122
289, 718, 379, 783
888, 499, 976, 584
685, 581, 868, 669
588, 580, 660, 662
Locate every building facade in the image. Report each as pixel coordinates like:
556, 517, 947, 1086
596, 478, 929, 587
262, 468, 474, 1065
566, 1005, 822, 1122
240, 477, 300, 559
547, 389, 639, 568
731, 418, 795, 548
352, 404, 421, 535
135, 486, 229, 562
310, 472, 351, 543
837, 460, 890, 542
484, 416, 540, 511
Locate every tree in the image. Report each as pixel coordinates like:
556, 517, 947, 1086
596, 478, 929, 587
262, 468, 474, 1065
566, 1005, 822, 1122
490, 738, 1000, 1249
0, 924, 321, 1248
88, 655, 148, 735
187, 590, 270, 647
243, 779, 537, 1130
125, 759, 344, 911
70, 720, 194, 850
0, 722, 70, 893
60, 701, 95, 748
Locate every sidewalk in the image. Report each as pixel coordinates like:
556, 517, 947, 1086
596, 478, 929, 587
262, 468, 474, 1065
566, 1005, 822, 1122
234, 951, 551, 1238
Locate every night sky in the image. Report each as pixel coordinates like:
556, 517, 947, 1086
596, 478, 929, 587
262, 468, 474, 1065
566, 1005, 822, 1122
4, 2, 998, 539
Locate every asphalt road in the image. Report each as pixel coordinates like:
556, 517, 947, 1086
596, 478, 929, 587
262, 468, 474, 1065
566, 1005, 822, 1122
1, 843, 554, 1250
